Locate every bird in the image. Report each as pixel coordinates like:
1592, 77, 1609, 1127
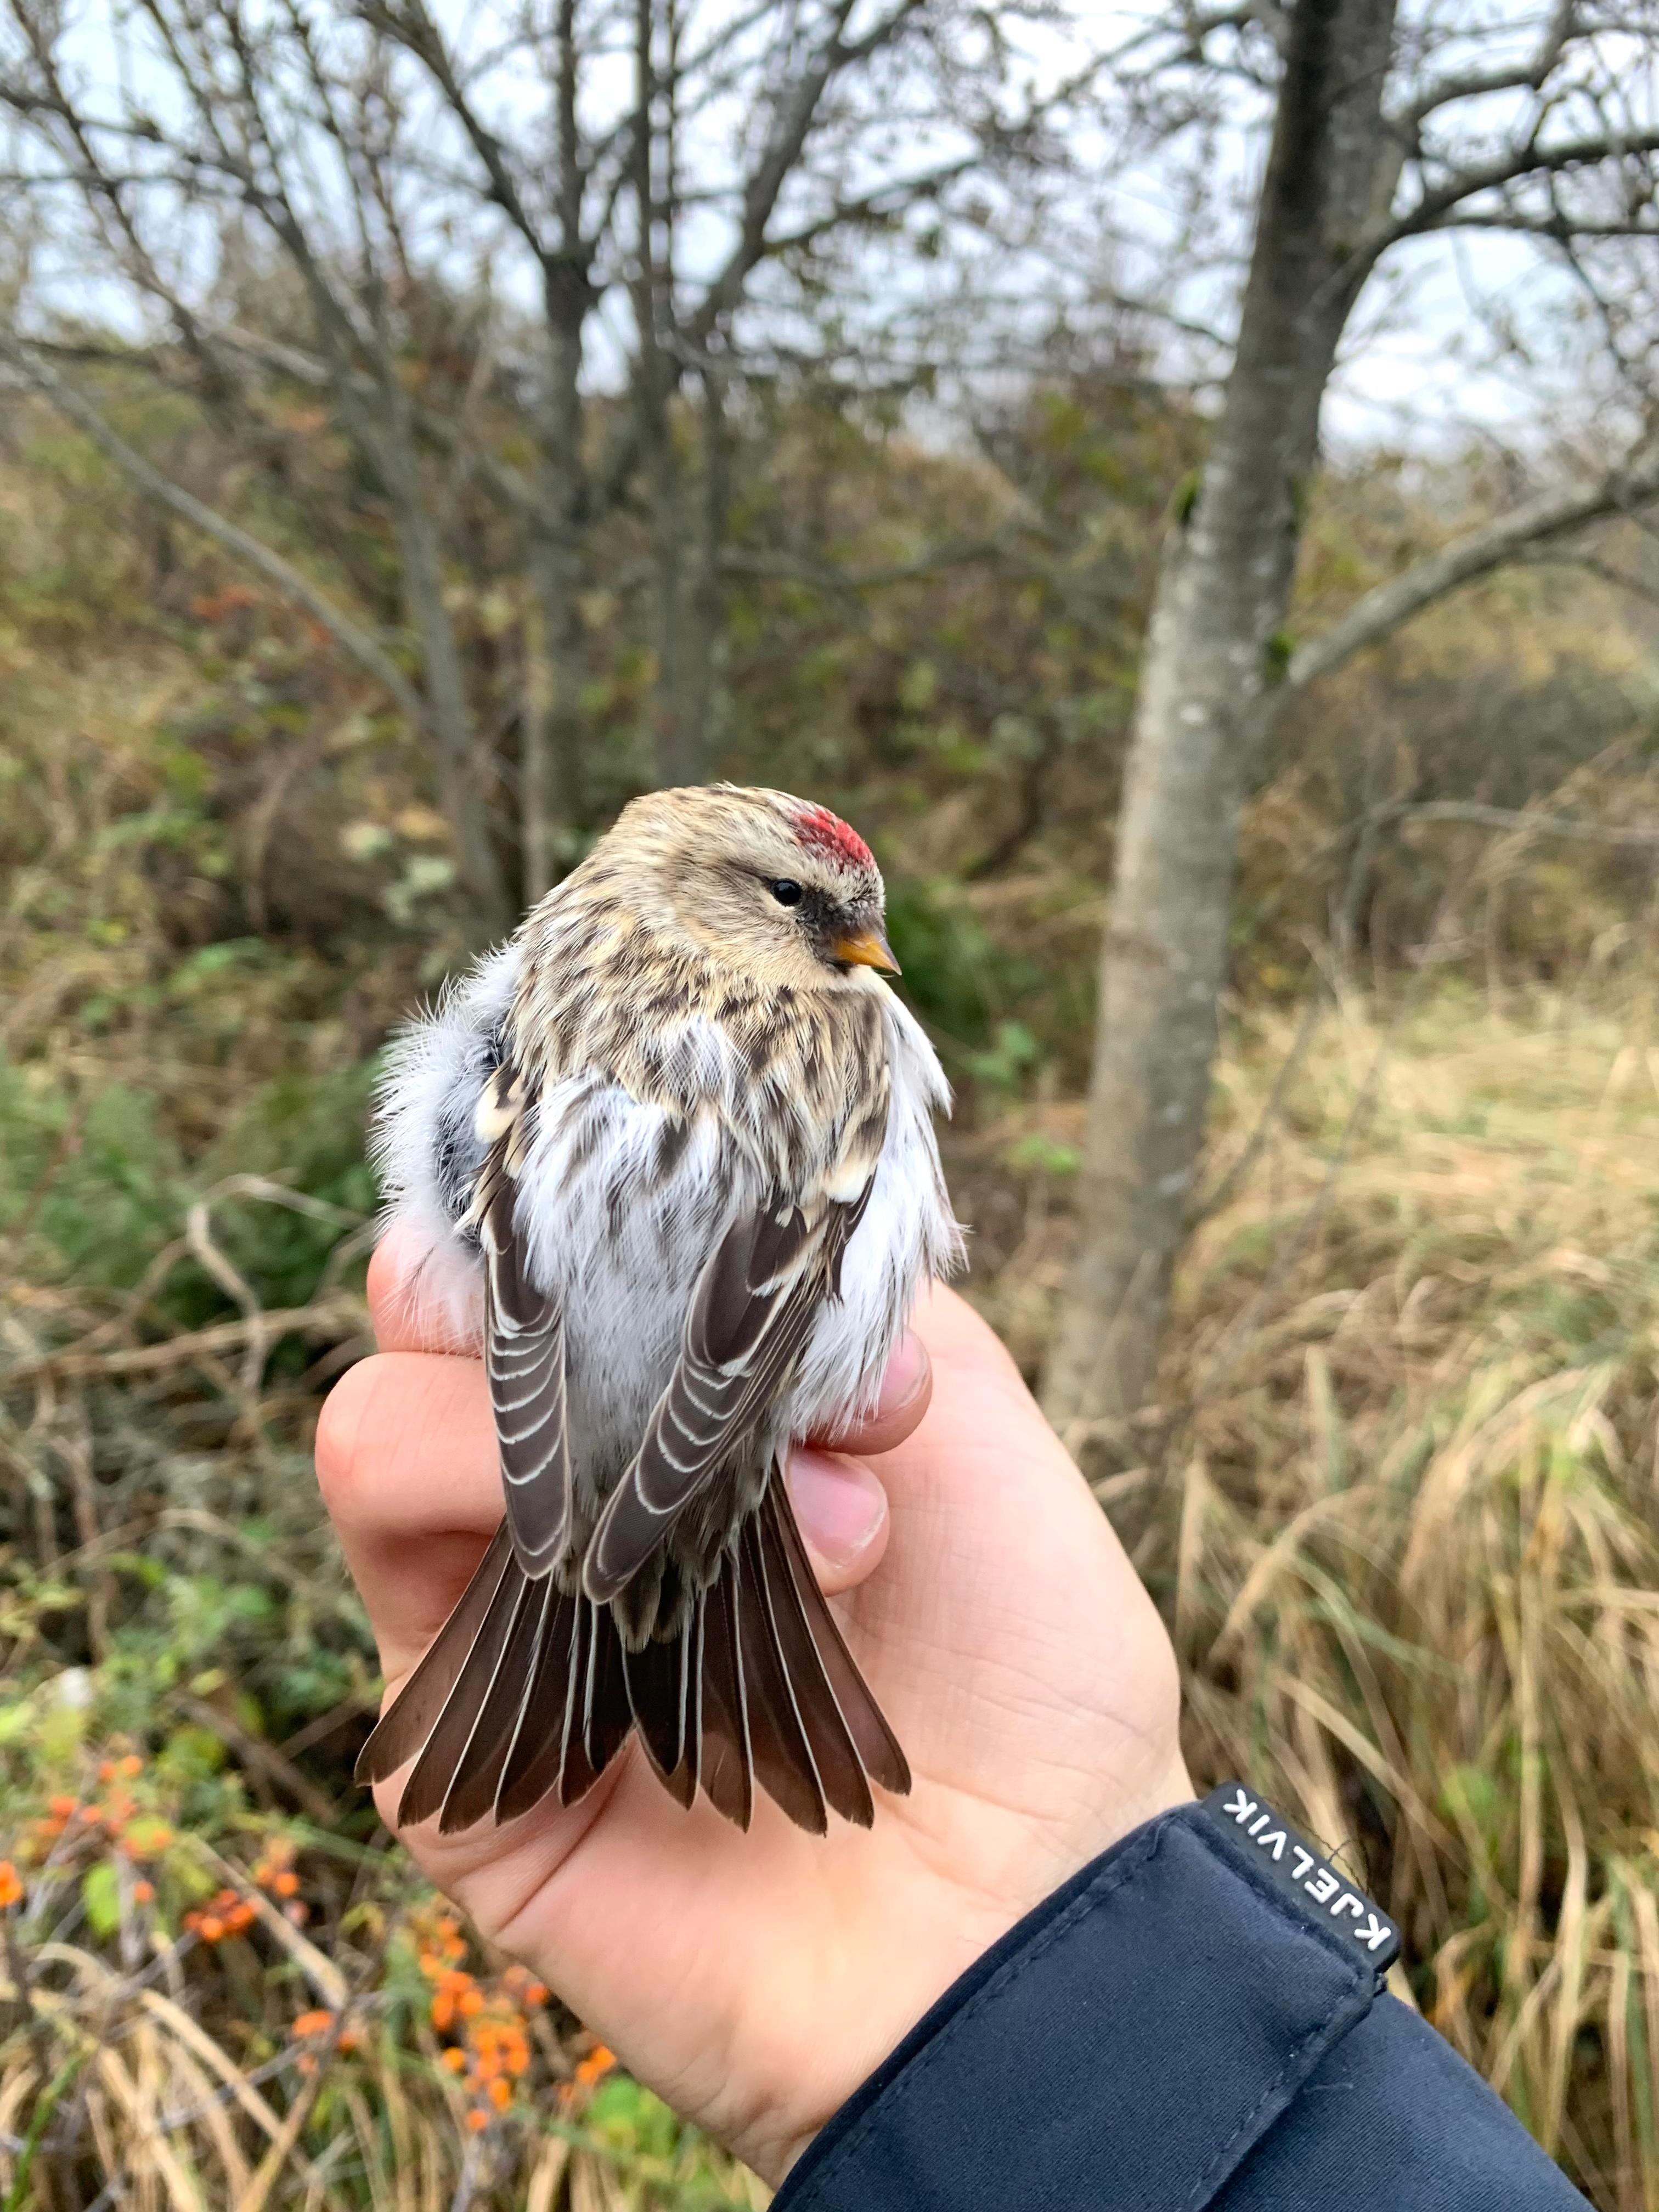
356, 785, 962, 1836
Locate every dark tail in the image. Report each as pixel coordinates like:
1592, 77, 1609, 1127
355, 1477, 910, 1835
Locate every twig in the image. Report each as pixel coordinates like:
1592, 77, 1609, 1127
0, 1295, 363, 1386
1400, 799, 1659, 849
1189, 1024, 1395, 1409
1187, 985, 1328, 1229
177, 1698, 339, 1826
0, 330, 430, 736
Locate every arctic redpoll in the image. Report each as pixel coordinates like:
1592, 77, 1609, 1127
357, 785, 962, 1835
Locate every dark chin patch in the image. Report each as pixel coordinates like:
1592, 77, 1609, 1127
798, 887, 846, 964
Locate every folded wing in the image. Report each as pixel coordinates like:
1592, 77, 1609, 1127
582, 1183, 870, 1604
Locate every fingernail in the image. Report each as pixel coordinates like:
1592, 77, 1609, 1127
785, 1449, 886, 1566
877, 1331, 929, 1415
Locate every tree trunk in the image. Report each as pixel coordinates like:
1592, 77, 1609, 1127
683, 361, 731, 777
1042, 0, 1400, 1434
520, 586, 557, 904
387, 459, 512, 935
524, 512, 585, 895
645, 375, 696, 785
645, 368, 728, 787
526, 276, 590, 895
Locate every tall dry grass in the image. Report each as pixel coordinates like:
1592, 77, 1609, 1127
1156, 985, 1659, 2206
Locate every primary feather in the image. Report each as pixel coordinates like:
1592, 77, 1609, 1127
359, 785, 962, 1833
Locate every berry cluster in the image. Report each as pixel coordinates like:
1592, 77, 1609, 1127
183, 1886, 258, 1944
13, 1751, 174, 1905
414, 1904, 553, 2133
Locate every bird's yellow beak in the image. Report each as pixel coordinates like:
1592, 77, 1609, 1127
832, 926, 901, 975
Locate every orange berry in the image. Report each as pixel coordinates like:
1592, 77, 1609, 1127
487, 2078, 511, 2112
274, 1871, 300, 1898
292, 2010, 334, 2038
132, 1880, 155, 1905
119, 1755, 143, 1779
523, 1982, 549, 2008
198, 1915, 225, 1943
458, 1989, 484, 2018
47, 1796, 77, 1821
441, 2047, 466, 2074
0, 1864, 21, 1910
98, 1760, 116, 1783
431, 1996, 455, 2032
465, 2109, 489, 2134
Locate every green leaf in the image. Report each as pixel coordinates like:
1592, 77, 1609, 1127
83, 1859, 121, 1938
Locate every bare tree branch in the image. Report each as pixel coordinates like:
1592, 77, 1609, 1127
0, 326, 427, 728
689, 0, 914, 342
1400, 798, 1659, 848
1284, 443, 1659, 695
1396, 0, 1578, 127
216, 323, 533, 514
1389, 129, 1659, 249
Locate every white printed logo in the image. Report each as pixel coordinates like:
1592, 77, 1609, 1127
1220, 1790, 1395, 1956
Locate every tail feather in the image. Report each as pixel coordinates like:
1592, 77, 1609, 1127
357, 1471, 910, 1835
736, 1517, 828, 1834
493, 1587, 580, 1821
396, 1543, 526, 1829
581, 1608, 633, 1786
356, 1523, 515, 1786
552, 1595, 601, 1805
438, 1577, 554, 1832
623, 1623, 691, 1795
664, 1602, 705, 1811
771, 1479, 912, 1798
697, 1575, 755, 1830
757, 1493, 874, 1826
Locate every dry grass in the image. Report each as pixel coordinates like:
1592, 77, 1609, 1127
1152, 984, 1659, 2207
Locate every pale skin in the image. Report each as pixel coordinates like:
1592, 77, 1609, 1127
315, 1229, 1193, 2185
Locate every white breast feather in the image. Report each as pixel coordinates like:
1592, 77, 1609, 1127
372, 947, 963, 1463
786, 991, 963, 1434
370, 943, 518, 1347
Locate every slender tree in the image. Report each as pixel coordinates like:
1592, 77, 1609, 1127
1044, 0, 1659, 1431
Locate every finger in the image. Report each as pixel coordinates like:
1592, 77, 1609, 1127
315, 1350, 499, 1681
368, 1224, 481, 1356
784, 1447, 889, 1594
810, 1330, 932, 1458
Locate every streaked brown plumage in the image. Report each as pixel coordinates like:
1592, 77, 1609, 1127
358, 786, 962, 1834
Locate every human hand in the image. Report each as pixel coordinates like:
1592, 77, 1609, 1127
316, 1231, 1191, 2183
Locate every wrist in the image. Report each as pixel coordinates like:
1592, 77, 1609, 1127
774, 1782, 1395, 2212
767, 1749, 1197, 2185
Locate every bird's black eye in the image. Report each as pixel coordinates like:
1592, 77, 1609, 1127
769, 879, 804, 907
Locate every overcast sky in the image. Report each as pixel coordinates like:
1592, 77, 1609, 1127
8, 0, 1641, 466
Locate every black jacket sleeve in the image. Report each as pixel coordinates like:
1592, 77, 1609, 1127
775, 1798, 1590, 2212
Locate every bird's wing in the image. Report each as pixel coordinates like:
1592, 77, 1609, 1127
473, 1065, 572, 1579
582, 1178, 873, 1602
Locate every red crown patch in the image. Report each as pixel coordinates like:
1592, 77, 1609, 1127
791, 803, 874, 872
